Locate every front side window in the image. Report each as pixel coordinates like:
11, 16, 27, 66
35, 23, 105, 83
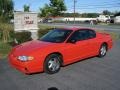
40, 29, 72, 43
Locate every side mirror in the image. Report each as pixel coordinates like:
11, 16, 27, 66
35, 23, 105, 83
68, 39, 77, 44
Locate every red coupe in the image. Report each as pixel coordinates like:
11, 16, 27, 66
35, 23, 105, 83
8, 28, 113, 74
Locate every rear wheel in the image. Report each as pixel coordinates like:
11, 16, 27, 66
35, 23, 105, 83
98, 43, 107, 58
44, 54, 62, 74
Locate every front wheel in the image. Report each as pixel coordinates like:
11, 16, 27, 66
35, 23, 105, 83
98, 44, 107, 58
44, 54, 61, 74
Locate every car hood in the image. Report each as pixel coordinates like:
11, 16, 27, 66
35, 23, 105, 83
12, 40, 55, 56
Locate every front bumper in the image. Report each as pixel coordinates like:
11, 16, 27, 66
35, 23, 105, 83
8, 53, 43, 74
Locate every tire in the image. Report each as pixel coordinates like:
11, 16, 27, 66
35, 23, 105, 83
98, 43, 107, 58
44, 54, 62, 74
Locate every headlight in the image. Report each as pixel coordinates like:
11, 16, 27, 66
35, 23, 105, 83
18, 56, 34, 62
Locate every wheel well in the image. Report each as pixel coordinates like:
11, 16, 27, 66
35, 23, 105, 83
46, 52, 63, 65
102, 42, 108, 50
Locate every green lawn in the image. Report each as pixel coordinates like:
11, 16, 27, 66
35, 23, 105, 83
96, 30, 120, 40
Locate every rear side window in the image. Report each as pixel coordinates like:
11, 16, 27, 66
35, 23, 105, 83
68, 29, 96, 41
87, 29, 96, 38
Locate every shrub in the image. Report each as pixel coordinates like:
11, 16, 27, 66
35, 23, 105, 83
9, 30, 15, 41
15, 31, 32, 44
0, 42, 12, 58
0, 23, 13, 42
0, 31, 2, 40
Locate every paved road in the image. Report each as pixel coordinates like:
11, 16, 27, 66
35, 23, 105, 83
40, 23, 120, 33
0, 40, 120, 90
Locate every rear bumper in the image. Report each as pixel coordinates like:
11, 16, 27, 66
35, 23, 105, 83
8, 54, 43, 74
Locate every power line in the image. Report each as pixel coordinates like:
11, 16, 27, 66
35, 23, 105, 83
68, 2, 120, 10
68, 5, 120, 10
75, 0, 120, 6
67, 0, 119, 7
76, 2, 120, 7
67, 1, 120, 11
67, 0, 120, 13
76, 6, 120, 9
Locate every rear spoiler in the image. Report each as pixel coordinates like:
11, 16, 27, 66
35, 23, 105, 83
98, 32, 110, 35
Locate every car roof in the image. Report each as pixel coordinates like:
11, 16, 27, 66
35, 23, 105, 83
62, 27, 95, 31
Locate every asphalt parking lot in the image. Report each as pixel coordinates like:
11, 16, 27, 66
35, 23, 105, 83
0, 40, 120, 90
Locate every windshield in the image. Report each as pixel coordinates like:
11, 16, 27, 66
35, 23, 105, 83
40, 29, 72, 43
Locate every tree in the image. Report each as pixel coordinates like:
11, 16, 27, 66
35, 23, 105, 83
114, 12, 120, 17
24, 4, 30, 12
39, 0, 66, 17
0, 0, 14, 22
39, 4, 51, 17
81, 13, 99, 18
61, 13, 80, 17
49, 0, 66, 17
102, 10, 111, 15
0, 0, 14, 43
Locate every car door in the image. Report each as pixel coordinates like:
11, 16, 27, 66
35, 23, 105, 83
85, 29, 99, 56
63, 30, 92, 64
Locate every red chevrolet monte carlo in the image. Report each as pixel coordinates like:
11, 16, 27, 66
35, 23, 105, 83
8, 28, 113, 74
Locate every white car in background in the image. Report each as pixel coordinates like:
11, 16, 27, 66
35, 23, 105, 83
43, 18, 53, 23
114, 16, 120, 23
97, 15, 114, 23
97, 15, 110, 22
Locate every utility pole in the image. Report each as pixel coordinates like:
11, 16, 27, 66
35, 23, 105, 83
74, 0, 76, 24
